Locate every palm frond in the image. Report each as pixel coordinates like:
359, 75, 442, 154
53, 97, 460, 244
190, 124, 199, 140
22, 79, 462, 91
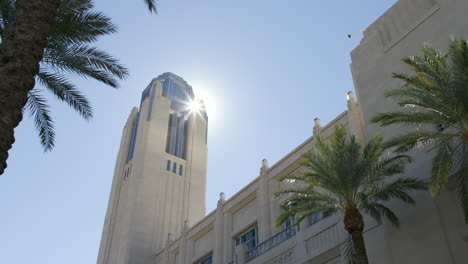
371, 38, 468, 218
293, 207, 337, 228
143, 0, 158, 13
276, 201, 336, 227
36, 70, 93, 120
375, 154, 413, 176
366, 178, 427, 205
26, 91, 55, 151
384, 130, 452, 153
60, 0, 93, 11
453, 150, 468, 221
275, 125, 422, 231
275, 190, 336, 205
400, 44, 452, 89
273, 189, 313, 199
371, 111, 452, 128
362, 201, 399, 227
301, 152, 334, 183
278, 172, 310, 185
50, 0, 117, 46
45, 44, 129, 87
362, 134, 385, 162
429, 136, 455, 194
361, 155, 413, 192
449, 38, 468, 114
343, 235, 358, 264
1, 0, 127, 153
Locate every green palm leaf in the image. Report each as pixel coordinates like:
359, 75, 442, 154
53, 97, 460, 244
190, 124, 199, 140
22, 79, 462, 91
26, 91, 55, 151
0, 0, 129, 151
275, 125, 426, 263
144, 0, 158, 13
44, 44, 128, 87
371, 38, 468, 220
36, 70, 93, 120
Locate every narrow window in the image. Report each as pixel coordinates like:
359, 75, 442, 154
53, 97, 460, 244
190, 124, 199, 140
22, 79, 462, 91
166, 160, 171, 171
179, 164, 183, 176
234, 227, 257, 250
173, 162, 177, 173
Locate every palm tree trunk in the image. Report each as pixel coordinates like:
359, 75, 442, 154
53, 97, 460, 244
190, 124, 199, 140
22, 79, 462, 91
344, 207, 369, 264
350, 230, 369, 264
0, 0, 60, 175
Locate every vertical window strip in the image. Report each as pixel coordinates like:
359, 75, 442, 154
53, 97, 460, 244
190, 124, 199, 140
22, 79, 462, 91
160, 75, 196, 160
205, 119, 208, 144
173, 162, 177, 173
169, 114, 178, 155
182, 118, 190, 159
179, 164, 183, 176
166, 160, 171, 171
127, 112, 140, 162
146, 85, 156, 121
165, 114, 172, 153
176, 116, 185, 157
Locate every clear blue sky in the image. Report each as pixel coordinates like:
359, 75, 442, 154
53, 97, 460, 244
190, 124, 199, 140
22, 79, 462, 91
0, 1, 397, 263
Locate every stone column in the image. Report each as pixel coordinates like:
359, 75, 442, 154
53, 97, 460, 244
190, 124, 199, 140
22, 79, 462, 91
257, 159, 271, 242
294, 220, 308, 263
223, 212, 234, 263
213, 193, 225, 263
178, 220, 190, 264
186, 240, 194, 264
163, 233, 173, 264
346, 91, 366, 142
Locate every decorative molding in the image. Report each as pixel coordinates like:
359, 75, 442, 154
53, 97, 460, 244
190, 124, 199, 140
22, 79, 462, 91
265, 249, 294, 264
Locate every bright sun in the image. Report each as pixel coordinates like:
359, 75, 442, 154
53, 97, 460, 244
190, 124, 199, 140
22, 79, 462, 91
185, 79, 219, 123
188, 98, 202, 114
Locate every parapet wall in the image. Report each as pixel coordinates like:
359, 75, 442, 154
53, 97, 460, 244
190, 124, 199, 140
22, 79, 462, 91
361, 0, 439, 52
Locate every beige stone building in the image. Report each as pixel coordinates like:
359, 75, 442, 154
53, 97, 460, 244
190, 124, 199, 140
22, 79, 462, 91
97, 0, 468, 263
97, 72, 208, 264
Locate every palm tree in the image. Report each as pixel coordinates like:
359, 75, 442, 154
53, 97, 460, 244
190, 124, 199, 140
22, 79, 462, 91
275, 125, 427, 264
1, 0, 128, 151
371, 38, 468, 221
0, 0, 156, 175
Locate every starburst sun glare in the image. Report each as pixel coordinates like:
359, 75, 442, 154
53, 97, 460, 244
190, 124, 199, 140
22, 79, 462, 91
187, 98, 203, 115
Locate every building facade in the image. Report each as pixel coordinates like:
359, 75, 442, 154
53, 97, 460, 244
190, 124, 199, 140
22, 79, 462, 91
99, 0, 468, 263
97, 73, 208, 264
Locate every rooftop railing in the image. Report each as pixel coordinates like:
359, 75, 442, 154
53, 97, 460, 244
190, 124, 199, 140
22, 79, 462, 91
245, 227, 296, 262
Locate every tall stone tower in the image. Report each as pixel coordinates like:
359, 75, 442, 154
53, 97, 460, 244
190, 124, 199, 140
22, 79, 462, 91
97, 73, 208, 264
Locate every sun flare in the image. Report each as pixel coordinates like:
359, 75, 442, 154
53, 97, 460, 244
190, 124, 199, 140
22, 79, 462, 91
188, 98, 203, 115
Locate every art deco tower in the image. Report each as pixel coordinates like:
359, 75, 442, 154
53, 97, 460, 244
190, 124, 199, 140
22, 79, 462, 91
97, 73, 208, 264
